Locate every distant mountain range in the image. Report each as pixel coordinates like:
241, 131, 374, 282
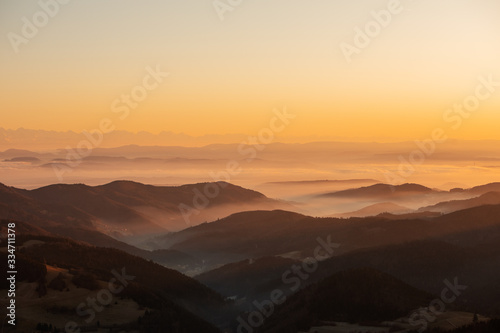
3, 127, 499, 151
3, 140, 500, 172
0, 128, 256, 150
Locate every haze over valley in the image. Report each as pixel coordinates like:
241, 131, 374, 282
2, 0, 500, 332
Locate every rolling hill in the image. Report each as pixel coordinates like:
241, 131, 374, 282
0, 234, 229, 332
196, 256, 299, 301
158, 204, 500, 273
417, 191, 500, 214
331, 202, 412, 218
257, 268, 433, 333
319, 183, 437, 199
0, 180, 292, 238
467, 182, 500, 195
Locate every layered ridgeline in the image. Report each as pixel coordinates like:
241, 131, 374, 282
0, 180, 292, 237
159, 202, 500, 271
2, 180, 500, 332
197, 238, 500, 328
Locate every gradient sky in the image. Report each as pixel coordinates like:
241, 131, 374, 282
1, 0, 500, 143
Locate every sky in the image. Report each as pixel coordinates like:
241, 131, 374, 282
1, 0, 500, 143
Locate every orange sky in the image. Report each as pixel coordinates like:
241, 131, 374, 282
1, 0, 500, 143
